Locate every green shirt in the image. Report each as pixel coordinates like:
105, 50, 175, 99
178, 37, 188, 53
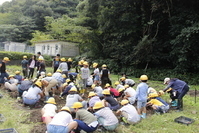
76, 109, 97, 124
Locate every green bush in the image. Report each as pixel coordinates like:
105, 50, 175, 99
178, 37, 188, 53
0, 51, 52, 66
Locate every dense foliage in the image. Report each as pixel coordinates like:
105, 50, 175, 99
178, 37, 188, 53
1, 0, 199, 81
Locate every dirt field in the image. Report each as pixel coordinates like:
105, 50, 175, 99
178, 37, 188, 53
6, 88, 198, 133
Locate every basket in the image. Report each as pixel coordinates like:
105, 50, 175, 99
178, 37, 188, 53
174, 116, 195, 125
0, 128, 18, 133
0, 114, 5, 123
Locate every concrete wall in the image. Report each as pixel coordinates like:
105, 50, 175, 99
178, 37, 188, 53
35, 40, 79, 57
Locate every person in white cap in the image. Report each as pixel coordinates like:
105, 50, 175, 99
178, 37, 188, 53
163, 78, 189, 111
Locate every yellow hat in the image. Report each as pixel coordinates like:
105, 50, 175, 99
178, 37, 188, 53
102, 89, 110, 95
63, 82, 68, 87
124, 84, 129, 88
62, 74, 66, 78
15, 71, 20, 74
158, 90, 164, 96
71, 102, 83, 108
91, 84, 96, 89
23, 55, 27, 59
102, 64, 107, 68
46, 97, 56, 104
3, 57, 10, 61
93, 63, 98, 68
61, 106, 71, 112
83, 61, 89, 66
35, 81, 42, 88
121, 100, 129, 105
148, 93, 159, 98
61, 57, 66, 62
56, 69, 62, 73
69, 86, 77, 92
47, 72, 52, 77
114, 81, 120, 85
105, 83, 110, 88
9, 75, 14, 78
120, 77, 126, 81
93, 102, 104, 109
88, 92, 96, 98
118, 87, 125, 92
66, 78, 71, 83
140, 75, 148, 81
68, 58, 72, 62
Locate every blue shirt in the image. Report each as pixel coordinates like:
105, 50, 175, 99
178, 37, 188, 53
163, 79, 186, 93
136, 82, 148, 102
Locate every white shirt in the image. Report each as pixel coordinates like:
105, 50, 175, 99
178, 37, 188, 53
119, 104, 140, 123
42, 104, 57, 117
115, 84, 124, 90
23, 86, 42, 99
95, 107, 118, 126
29, 60, 35, 68
87, 76, 93, 86
66, 94, 83, 107
81, 67, 90, 79
49, 111, 73, 126
124, 87, 136, 104
58, 62, 68, 71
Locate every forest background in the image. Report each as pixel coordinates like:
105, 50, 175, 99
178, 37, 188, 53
1, 0, 199, 84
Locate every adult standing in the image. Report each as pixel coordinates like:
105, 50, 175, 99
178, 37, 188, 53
0, 57, 10, 87
28, 55, 37, 79
67, 58, 73, 72
37, 52, 44, 71
52, 54, 61, 73
21, 55, 29, 78
100, 64, 111, 88
163, 78, 189, 111
37, 58, 46, 78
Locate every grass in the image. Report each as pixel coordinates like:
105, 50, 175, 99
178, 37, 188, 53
0, 66, 199, 133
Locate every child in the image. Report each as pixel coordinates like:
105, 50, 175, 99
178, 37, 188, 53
14, 71, 23, 84
47, 106, 78, 133
102, 89, 120, 111
136, 75, 149, 118
17, 79, 32, 99
147, 93, 169, 114
123, 84, 136, 104
120, 77, 135, 87
88, 92, 101, 111
22, 80, 43, 107
116, 100, 140, 125
65, 87, 86, 112
4, 75, 18, 91
80, 61, 90, 92
114, 81, 124, 90
41, 97, 57, 125
58, 57, 68, 78
104, 83, 120, 98
93, 101, 119, 131
21, 55, 29, 78
72, 102, 98, 133
91, 84, 103, 98
100, 64, 111, 88
92, 62, 100, 84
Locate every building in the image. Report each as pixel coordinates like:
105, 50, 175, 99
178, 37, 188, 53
4, 41, 26, 52
34, 40, 79, 57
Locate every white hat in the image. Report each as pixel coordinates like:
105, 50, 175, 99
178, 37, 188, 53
164, 78, 170, 84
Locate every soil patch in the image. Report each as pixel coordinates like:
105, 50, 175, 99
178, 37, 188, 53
187, 90, 199, 97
